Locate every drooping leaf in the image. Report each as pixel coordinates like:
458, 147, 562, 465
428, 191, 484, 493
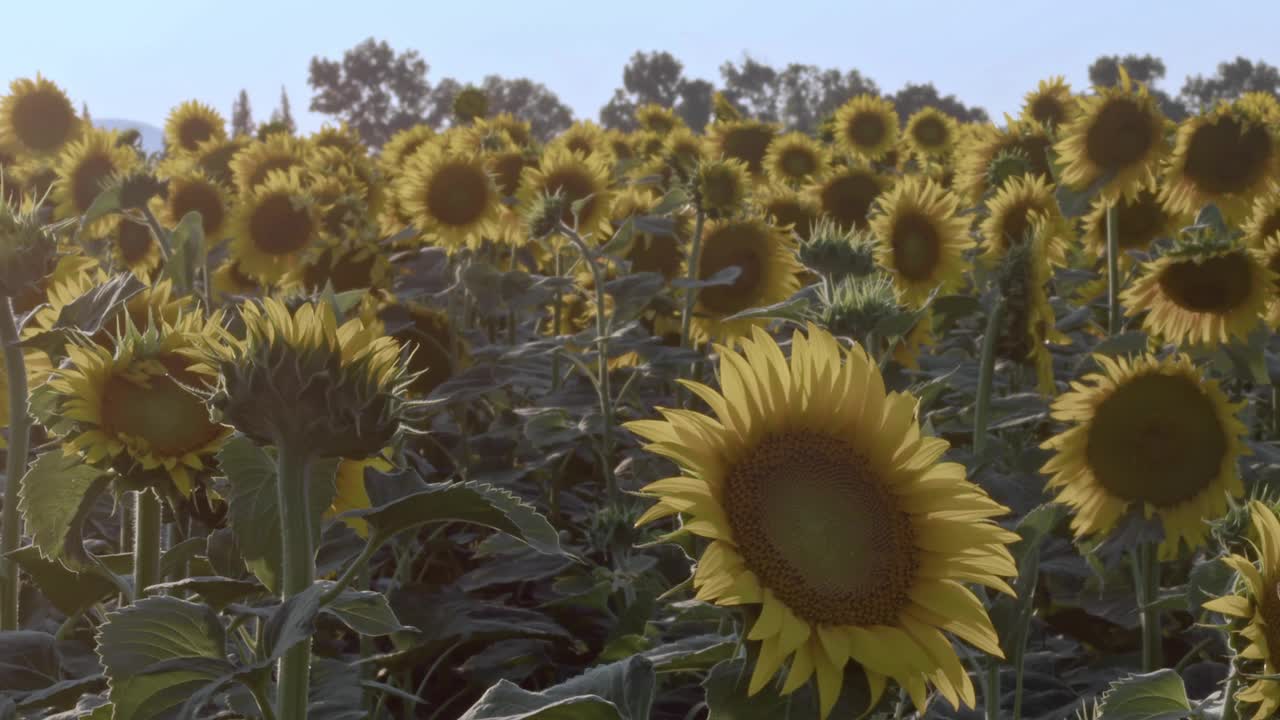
19, 273, 147, 361
6, 547, 129, 617
142, 577, 261, 612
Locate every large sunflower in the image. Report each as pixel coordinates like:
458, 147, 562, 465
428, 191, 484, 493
1020, 77, 1077, 129
1053, 71, 1168, 203
0, 75, 80, 156
979, 173, 1070, 265
811, 163, 889, 233
155, 163, 232, 242
1202, 500, 1280, 720
106, 216, 163, 278
1040, 352, 1247, 559
229, 170, 323, 283
763, 132, 828, 187
833, 95, 900, 161
690, 218, 801, 344
628, 324, 1017, 716
164, 100, 228, 156
870, 178, 973, 306
518, 146, 615, 240
52, 128, 140, 232
904, 108, 958, 160
229, 133, 308, 195
708, 119, 779, 175
1122, 247, 1269, 347
1243, 185, 1280, 249
50, 315, 232, 494
1161, 105, 1280, 223
395, 143, 501, 252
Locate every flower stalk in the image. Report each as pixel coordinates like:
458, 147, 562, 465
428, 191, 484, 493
274, 439, 316, 720
132, 488, 163, 599
1, 297, 30, 631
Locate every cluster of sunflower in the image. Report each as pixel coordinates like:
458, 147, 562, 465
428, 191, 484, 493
3, 66, 1280, 720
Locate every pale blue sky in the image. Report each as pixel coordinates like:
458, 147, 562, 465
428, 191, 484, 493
3, 0, 1276, 133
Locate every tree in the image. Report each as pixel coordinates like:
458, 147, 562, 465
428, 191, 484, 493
1180, 57, 1280, 111
270, 86, 296, 134
889, 83, 988, 123
422, 75, 572, 141
599, 51, 716, 131
718, 55, 782, 122
1088, 54, 1189, 120
308, 37, 431, 147
231, 89, 254, 137
774, 64, 879, 132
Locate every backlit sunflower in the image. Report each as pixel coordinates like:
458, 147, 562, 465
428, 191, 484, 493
953, 121, 1056, 204
870, 178, 973, 307
1243, 185, 1280, 249
1081, 185, 1186, 257
396, 143, 501, 252
636, 104, 682, 135
708, 119, 779, 175
50, 314, 232, 494
1053, 70, 1168, 203
628, 324, 1017, 717
811, 163, 889, 232
696, 157, 751, 218
309, 122, 362, 155
164, 100, 227, 156
0, 75, 80, 156
763, 132, 828, 187
519, 146, 615, 240
1122, 247, 1269, 347
904, 108, 957, 160
756, 183, 822, 242
229, 170, 323, 283
1161, 104, 1280, 222
1020, 77, 1077, 129
1040, 352, 1246, 559
52, 128, 140, 232
155, 164, 232, 243
979, 174, 1070, 266
229, 133, 308, 195
380, 125, 436, 176
1202, 500, 1280, 720
833, 95, 899, 162
553, 121, 610, 161
690, 218, 801, 344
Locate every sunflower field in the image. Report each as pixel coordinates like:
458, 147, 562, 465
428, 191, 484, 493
2, 68, 1280, 720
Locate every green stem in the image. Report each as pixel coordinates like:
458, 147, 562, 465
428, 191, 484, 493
132, 489, 162, 599
1133, 542, 1162, 672
275, 441, 316, 720
985, 662, 1001, 720
1105, 204, 1120, 336
1, 297, 30, 631
1272, 385, 1280, 439
678, 208, 706, 351
974, 297, 1005, 457
1221, 661, 1239, 720
551, 248, 563, 393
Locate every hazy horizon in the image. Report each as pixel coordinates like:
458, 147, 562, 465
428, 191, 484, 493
3, 0, 1277, 133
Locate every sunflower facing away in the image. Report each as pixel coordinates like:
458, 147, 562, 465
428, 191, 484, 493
1020, 77, 1077, 129
904, 108, 958, 160
164, 100, 228, 155
1202, 500, 1280, 719
1052, 69, 1169, 204
763, 132, 828, 187
229, 169, 323, 283
833, 95, 900, 161
0, 75, 80, 156
1161, 104, 1280, 222
1040, 352, 1247, 559
869, 177, 973, 307
52, 128, 140, 232
627, 324, 1017, 717
689, 218, 802, 344
1122, 247, 1269, 347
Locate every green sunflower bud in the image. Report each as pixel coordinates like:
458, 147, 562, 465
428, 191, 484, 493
985, 148, 1033, 195
524, 190, 569, 240
798, 217, 878, 280
820, 273, 902, 340
0, 199, 57, 299
453, 86, 489, 125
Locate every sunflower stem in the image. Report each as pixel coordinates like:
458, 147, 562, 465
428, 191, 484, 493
985, 662, 1002, 720
677, 206, 707, 408
551, 247, 564, 393
0, 297, 30, 631
274, 440, 316, 720
974, 296, 1005, 457
1272, 385, 1280, 439
1105, 204, 1120, 336
132, 488, 163, 599
1134, 541, 1162, 672
1221, 659, 1240, 720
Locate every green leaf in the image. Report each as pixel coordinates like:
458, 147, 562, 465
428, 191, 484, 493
80, 185, 123, 229
649, 188, 689, 216
217, 436, 339, 594
19, 273, 147, 361
1095, 669, 1191, 720
719, 294, 814, 325
640, 634, 736, 673
1090, 331, 1150, 358
16, 675, 108, 714
96, 597, 235, 720
142, 577, 261, 611
163, 211, 204, 297
1189, 556, 1239, 617
260, 583, 324, 664
0, 631, 60, 692
457, 656, 656, 720
671, 265, 740, 290
17, 451, 110, 565
599, 217, 635, 256
6, 547, 128, 616
344, 480, 571, 558
991, 504, 1065, 657
322, 584, 415, 637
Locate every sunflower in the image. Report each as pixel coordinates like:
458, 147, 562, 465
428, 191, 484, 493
519, 146, 615, 240
636, 104, 683, 135
708, 119, 779, 175
610, 188, 688, 281
1020, 77, 1077, 129
953, 121, 1056, 204
485, 144, 531, 199
155, 164, 232, 242
380, 125, 436, 175
756, 183, 822, 242
690, 218, 801, 344
904, 108, 958, 160
1122, 247, 1269, 347
52, 128, 140, 232
979, 174, 1070, 266
1053, 70, 1169, 204
662, 127, 706, 176
1202, 500, 1280, 719
482, 113, 532, 148
164, 100, 227, 156
1040, 352, 1246, 559
1161, 105, 1280, 222
833, 95, 899, 162
1236, 92, 1280, 124
229, 170, 323, 283
628, 324, 1017, 717
0, 75, 80, 156
763, 132, 828, 187
229, 133, 308, 194
325, 452, 396, 537
892, 308, 936, 370
604, 130, 636, 164
27, 273, 194, 357
366, 291, 466, 398
1081, 184, 1186, 257
870, 178, 973, 307
191, 136, 249, 186
1256, 235, 1280, 329
211, 258, 261, 301
696, 157, 751, 218
0, 348, 52, 449
395, 144, 501, 252
106, 216, 162, 278
552, 121, 610, 161
811, 163, 889, 233
289, 242, 390, 294
307, 145, 384, 216
309, 122, 362, 155
1243, 185, 1280, 249
50, 314, 232, 494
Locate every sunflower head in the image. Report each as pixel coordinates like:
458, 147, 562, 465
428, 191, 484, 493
695, 157, 751, 218
1020, 77, 1077, 129
1161, 104, 1280, 222
691, 218, 802, 344
1082, 184, 1186, 256
798, 216, 878, 281
763, 132, 828, 186
636, 104, 682, 135
610, 188, 688, 281
552, 120, 610, 161
0, 75, 80, 156
380, 124, 437, 176
0, 196, 57, 298
709, 119, 779, 175
309, 122, 363, 155
904, 108, 958, 159
518, 146, 614, 239
812, 163, 889, 232
628, 323, 1017, 716
756, 183, 822, 243
229, 169, 323, 283
833, 95, 900, 161
451, 86, 490, 125
955, 121, 1056, 204
1243, 186, 1280, 249
819, 272, 905, 341
229, 133, 308, 195
979, 173, 1070, 266
1041, 352, 1247, 559
870, 177, 973, 306
196, 297, 416, 458
661, 127, 706, 180
53, 128, 140, 232
191, 136, 249, 186
164, 100, 228, 155
155, 162, 232, 242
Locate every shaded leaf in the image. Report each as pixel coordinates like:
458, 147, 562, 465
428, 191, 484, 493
1095, 669, 1191, 720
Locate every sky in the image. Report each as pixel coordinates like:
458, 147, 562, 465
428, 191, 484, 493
2, 0, 1277, 133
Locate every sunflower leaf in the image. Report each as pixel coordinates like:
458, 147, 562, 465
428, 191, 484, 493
18, 272, 148, 360
1094, 668, 1191, 720
16, 451, 111, 566
163, 211, 205, 297
456, 656, 654, 720
5, 548, 130, 617
79, 185, 123, 229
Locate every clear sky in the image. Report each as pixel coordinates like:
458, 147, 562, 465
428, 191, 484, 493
3, 0, 1276, 133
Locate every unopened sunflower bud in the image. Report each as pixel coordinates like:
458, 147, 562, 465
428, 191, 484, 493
0, 199, 57, 298
453, 86, 489, 125
820, 273, 902, 340
799, 218, 878, 280
524, 190, 569, 240
985, 148, 1033, 195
